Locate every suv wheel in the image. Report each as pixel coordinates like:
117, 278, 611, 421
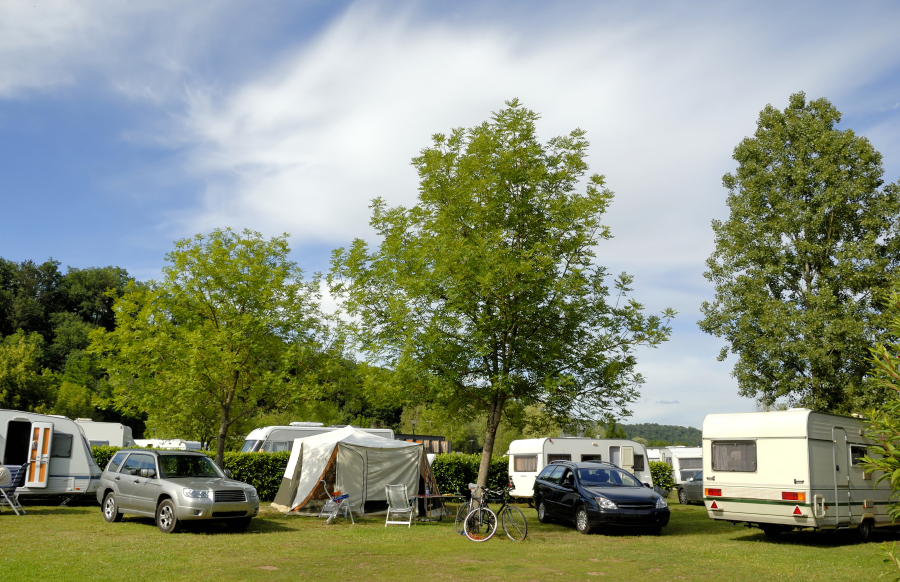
575, 506, 592, 535
103, 492, 122, 523
678, 489, 688, 505
156, 499, 180, 534
537, 501, 551, 523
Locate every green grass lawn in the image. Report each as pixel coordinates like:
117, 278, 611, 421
0, 498, 894, 581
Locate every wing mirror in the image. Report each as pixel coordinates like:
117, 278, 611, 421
224, 469, 233, 479
139, 468, 156, 479
643, 482, 651, 488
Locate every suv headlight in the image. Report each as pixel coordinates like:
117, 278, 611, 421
183, 488, 210, 499
655, 496, 668, 509
596, 496, 618, 510
247, 488, 259, 500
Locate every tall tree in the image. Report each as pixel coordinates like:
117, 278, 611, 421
330, 100, 674, 487
699, 92, 900, 412
90, 228, 328, 466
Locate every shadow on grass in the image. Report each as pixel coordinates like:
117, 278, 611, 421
12, 507, 96, 516
731, 526, 900, 547
116, 514, 296, 534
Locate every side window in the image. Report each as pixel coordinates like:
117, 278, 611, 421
514, 455, 538, 472
138, 455, 157, 477
547, 454, 571, 463
537, 465, 556, 481
560, 469, 574, 487
711, 441, 757, 472
633, 454, 645, 472
51, 433, 73, 458
581, 454, 603, 462
851, 446, 867, 467
107, 452, 128, 473
121, 454, 154, 476
546, 465, 565, 484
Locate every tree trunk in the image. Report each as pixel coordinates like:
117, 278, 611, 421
215, 404, 231, 469
475, 393, 506, 490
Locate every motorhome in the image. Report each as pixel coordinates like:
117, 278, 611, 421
74, 419, 136, 448
507, 437, 654, 500
241, 422, 395, 453
648, 446, 703, 485
133, 439, 202, 450
0, 409, 101, 496
702, 409, 893, 539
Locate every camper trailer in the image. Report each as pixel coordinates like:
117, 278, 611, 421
507, 438, 653, 500
133, 439, 202, 450
702, 409, 893, 539
648, 446, 703, 485
0, 409, 101, 496
75, 419, 136, 448
241, 422, 395, 453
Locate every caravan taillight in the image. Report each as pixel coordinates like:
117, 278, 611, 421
705, 488, 721, 497
781, 492, 805, 502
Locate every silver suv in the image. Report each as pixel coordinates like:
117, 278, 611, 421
96, 449, 260, 533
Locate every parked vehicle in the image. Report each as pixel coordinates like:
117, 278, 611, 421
0, 409, 101, 496
97, 449, 259, 533
702, 409, 892, 540
134, 439, 202, 451
532, 460, 669, 534
241, 422, 394, 453
648, 446, 703, 485
676, 470, 703, 505
75, 419, 136, 448
507, 438, 653, 500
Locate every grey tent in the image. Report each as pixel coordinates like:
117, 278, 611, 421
271, 426, 438, 515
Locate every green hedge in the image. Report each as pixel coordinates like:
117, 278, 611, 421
91, 446, 290, 502
650, 460, 675, 494
431, 453, 509, 495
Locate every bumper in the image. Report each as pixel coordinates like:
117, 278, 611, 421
175, 498, 260, 521
587, 507, 670, 528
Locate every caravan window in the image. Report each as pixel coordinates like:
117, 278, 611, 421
680, 458, 702, 470
633, 454, 645, 472
514, 455, 538, 472
581, 454, 603, 463
711, 441, 757, 472
51, 433, 73, 458
851, 446, 868, 467
261, 441, 291, 453
547, 454, 571, 463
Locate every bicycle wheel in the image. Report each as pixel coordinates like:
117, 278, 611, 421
463, 507, 498, 542
454, 502, 470, 535
501, 505, 527, 541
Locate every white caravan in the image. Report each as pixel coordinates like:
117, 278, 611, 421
74, 419, 136, 448
507, 437, 653, 500
702, 409, 893, 539
241, 422, 396, 453
648, 446, 703, 485
0, 409, 101, 495
133, 439, 202, 450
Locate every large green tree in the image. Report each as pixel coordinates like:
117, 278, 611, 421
330, 100, 674, 487
90, 228, 328, 466
699, 92, 900, 412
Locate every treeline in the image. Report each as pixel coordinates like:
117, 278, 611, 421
621, 423, 701, 446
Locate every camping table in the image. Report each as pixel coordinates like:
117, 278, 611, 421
414, 494, 458, 522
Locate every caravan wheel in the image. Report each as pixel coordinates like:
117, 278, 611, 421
761, 524, 784, 539
857, 519, 874, 542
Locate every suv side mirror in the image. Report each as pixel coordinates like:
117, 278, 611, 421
224, 469, 233, 479
139, 468, 156, 479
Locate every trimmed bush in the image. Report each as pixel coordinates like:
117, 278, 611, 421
92, 445, 122, 470
650, 460, 675, 494
431, 453, 508, 495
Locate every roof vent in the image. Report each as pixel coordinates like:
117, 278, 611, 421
289, 421, 324, 427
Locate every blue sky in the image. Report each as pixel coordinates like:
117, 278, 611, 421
3, 1, 900, 429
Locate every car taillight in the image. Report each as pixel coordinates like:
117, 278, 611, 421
782, 492, 805, 502
705, 488, 722, 497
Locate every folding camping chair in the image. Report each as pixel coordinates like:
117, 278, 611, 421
0, 464, 27, 516
317, 480, 355, 524
384, 484, 414, 527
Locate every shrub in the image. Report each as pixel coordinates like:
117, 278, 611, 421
431, 453, 508, 495
92, 445, 122, 470
650, 460, 675, 494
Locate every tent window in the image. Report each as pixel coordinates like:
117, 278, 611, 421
51, 433, 73, 458
514, 455, 538, 472
581, 454, 603, 462
851, 446, 867, 467
633, 454, 645, 472
711, 441, 756, 472
547, 454, 571, 463
680, 458, 702, 470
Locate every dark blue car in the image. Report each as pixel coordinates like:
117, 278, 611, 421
533, 460, 670, 535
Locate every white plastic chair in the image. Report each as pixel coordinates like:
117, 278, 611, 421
317, 480, 355, 524
384, 484, 415, 527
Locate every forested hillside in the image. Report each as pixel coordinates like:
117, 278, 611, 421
621, 423, 701, 446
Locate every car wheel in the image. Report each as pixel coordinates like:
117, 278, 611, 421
575, 506, 592, 535
156, 499, 180, 534
226, 517, 252, 533
103, 492, 122, 523
537, 501, 551, 523
857, 518, 874, 542
678, 489, 688, 505
761, 524, 783, 539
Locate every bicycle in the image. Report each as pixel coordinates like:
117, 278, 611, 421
462, 481, 528, 542
454, 483, 478, 535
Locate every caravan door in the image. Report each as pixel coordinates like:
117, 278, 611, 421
621, 446, 635, 473
25, 422, 53, 488
832, 427, 850, 525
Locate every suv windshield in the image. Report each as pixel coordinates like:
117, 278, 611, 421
158, 455, 223, 479
577, 467, 642, 487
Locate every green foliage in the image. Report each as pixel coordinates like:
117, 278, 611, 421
330, 100, 674, 487
700, 92, 900, 413
650, 460, 675, 493
430, 453, 509, 495
91, 446, 290, 502
603, 422, 628, 439
90, 228, 329, 466
0, 330, 55, 410
621, 423, 701, 446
